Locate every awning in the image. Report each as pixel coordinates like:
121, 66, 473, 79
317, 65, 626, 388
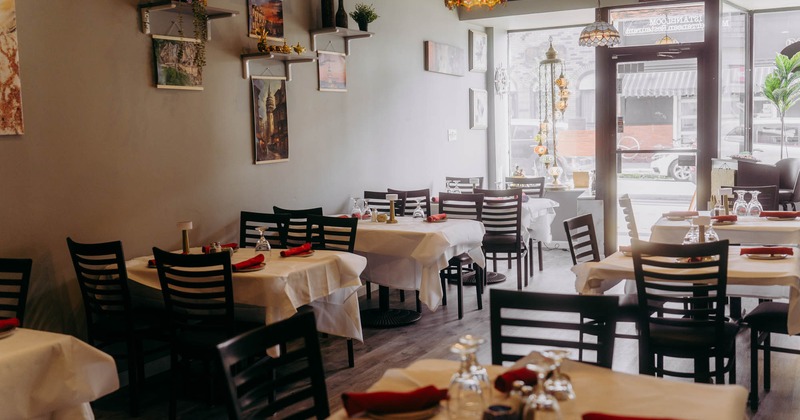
619, 70, 697, 98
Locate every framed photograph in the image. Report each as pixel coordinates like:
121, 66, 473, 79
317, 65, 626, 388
248, 0, 284, 41
424, 41, 465, 77
152, 35, 203, 90
469, 30, 488, 73
317, 51, 347, 92
470, 88, 488, 130
0, 0, 23, 135
251, 76, 289, 164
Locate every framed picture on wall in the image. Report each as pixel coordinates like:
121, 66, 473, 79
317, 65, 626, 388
469, 30, 487, 73
317, 51, 347, 92
470, 88, 488, 130
0, 0, 23, 135
247, 0, 284, 41
251, 76, 289, 164
152, 35, 203, 90
424, 40, 465, 76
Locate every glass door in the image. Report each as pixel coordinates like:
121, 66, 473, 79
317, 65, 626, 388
615, 58, 698, 244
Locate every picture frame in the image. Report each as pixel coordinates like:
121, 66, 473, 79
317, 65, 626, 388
0, 0, 23, 135
152, 35, 203, 90
247, 0, 284, 41
424, 40, 465, 77
251, 76, 289, 164
317, 51, 347, 92
469, 29, 488, 73
470, 88, 488, 130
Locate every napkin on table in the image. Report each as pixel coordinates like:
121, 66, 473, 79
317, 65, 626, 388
494, 367, 538, 393
711, 215, 737, 222
740, 247, 794, 256
759, 211, 800, 218
663, 211, 699, 217
0, 318, 19, 331
232, 254, 265, 271
280, 243, 312, 257
583, 413, 678, 420
427, 213, 447, 222
341, 385, 448, 416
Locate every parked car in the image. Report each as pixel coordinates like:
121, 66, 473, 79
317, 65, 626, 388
650, 152, 695, 181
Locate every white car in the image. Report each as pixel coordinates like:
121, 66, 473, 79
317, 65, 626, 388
650, 152, 695, 181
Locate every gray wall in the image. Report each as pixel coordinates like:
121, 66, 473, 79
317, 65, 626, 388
0, 0, 488, 334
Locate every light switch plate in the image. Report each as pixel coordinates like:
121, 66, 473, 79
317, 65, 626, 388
448, 129, 457, 142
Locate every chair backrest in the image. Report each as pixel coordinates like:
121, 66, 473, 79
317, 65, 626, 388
721, 185, 779, 211
775, 157, 800, 201
505, 176, 545, 198
67, 237, 133, 343
306, 214, 358, 252
273, 206, 324, 248
217, 308, 329, 420
563, 214, 601, 265
474, 188, 523, 241
364, 191, 407, 216
239, 211, 288, 249
489, 289, 618, 368
153, 247, 235, 336
0, 258, 32, 326
736, 160, 779, 188
618, 194, 639, 241
388, 188, 431, 217
631, 239, 730, 362
445, 176, 484, 193
438, 192, 484, 221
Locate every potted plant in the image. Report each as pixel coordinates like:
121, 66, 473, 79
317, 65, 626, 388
349, 3, 378, 32
763, 51, 800, 159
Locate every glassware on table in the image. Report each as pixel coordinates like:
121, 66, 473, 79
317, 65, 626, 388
361, 199, 372, 221
732, 190, 748, 217
747, 190, 763, 217
457, 335, 492, 400
448, 342, 487, 419
412, 198, 425, 218
254, 226, 272, 260
521, 353, 562, 420
705, 224, 719, 242
349, 197, 362, 218
542, 349, 575, 401
682, 220, 699, 244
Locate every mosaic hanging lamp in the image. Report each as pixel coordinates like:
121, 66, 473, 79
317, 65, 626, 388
579, 0, 621, 47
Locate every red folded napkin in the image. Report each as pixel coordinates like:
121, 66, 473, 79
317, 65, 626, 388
431, 196, 439, 203
494, 367, 538, 393
663, 211, 699, 217
583, 413, 678, 420
338, 214, 350, 218
0, 318, 19, 331
740, 247, 794, 255
759, 211, 800, 218
427, 213, 447, 222
280, 243, 312, 257
711, 215, 737, 222
341, 385, 448, 417
232, 254, 265, 271
148, 259, 157, 267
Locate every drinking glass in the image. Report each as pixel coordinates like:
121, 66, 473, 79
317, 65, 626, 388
747, 190, 763, 217
732, 190, 748, 217
349, 197, 361, 218
542, 349, 575, 401
361, 199, 372, 221
448, 342, 486, 419
682, 220, 698, 244
705, 225, 719, 242
254, 226, 272, 260
521, 353, 562, 420
412, 198, 425, 218
458, 335, 492, 400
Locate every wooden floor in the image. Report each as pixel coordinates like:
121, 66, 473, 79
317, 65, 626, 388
93, 248, 800, 419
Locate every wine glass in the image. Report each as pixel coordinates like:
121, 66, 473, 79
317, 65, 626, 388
682, 220, 698, 244
350, 197, 362, 219
412, 198, 425, 219
361, 199, 372, 221
732, 190, 748, 217
521, 353, 562, 420
457, 335, 492, 401
254, 226, 272, 260
542, 349, 575, 401
747, 190, 763, 217
705, 224, 720, 242
448, 342, 486, 419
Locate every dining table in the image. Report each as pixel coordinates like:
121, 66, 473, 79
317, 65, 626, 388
650, 214, 800, 245
126, 248, 367, 344
354, 216, 485, 327
329, 354, 748, 419
0, 328, 120, 420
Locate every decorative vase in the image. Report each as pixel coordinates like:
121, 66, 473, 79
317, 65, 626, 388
321, 0, 335, 28
335, 0, 348, 28
357, 20, 368, 31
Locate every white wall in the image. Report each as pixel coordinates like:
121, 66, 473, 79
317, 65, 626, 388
0, 0, 488, 334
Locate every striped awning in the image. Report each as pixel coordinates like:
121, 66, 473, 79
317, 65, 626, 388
619, 70, 697, 98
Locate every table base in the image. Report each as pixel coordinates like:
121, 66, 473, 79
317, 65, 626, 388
360, 308, 422, 328
449, 271, 506, 286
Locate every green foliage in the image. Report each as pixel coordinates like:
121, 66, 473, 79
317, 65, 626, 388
164, 67, 191, 86
349, 3, 379, 24
763, 52, 800, 117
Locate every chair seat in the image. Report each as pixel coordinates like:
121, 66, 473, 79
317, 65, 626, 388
779, 190, 794, 202
650, 321, 738, 356
483, 234, 524, 252
744, 301, 790, 334
616, 294, 640, 322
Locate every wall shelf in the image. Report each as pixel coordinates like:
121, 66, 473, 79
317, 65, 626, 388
240, 52, 316, 80
310, 27, 373, 56
138, 0, 238, 40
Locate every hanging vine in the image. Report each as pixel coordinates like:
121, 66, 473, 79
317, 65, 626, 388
190, 0, 208, 71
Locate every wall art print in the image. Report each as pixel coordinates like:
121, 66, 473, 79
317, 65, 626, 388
470, 88, 488, 130
469, 29, 487, 73
0, 0, 23, 135
251, 76, 289, 164
248, 0, 283, 41
424, 40, 465, 77
152, 35, 203, 90
317, 51, 346, 92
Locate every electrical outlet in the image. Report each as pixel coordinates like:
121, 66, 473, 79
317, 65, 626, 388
448, 129, 457, 142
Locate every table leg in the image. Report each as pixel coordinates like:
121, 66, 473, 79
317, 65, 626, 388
361, 285, 422, 328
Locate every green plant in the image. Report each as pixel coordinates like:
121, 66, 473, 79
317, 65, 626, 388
763, 51, 800, 159
349, 3, 379, 24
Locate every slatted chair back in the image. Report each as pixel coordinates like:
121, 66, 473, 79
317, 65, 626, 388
306, 215, 358, 253
619, 194, 639, 241
273, 206, 324, 248
438, 192, 484, 221
217, 308, 329, 420
721, 185, 779, 211
474, 188, 523, 239
239, 211, 288, 249
445, 176, 484, 193
388, 188, 431, 217
364, 191, 407, 217
489, 289, 618, 368
0, 258, 32, 326
505, 176, 545, 198
564, 214, 601, 265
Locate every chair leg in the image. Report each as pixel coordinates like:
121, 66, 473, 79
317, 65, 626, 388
523, 251, 529, 287
538, 241, 543, 271
750, 328, 760, 410
457, 264, 464, 320
764, 333, 771, 391
416, 291, 422, 313
440, 274, 448, 306
516, 255, 523, 291
475, 264, 483, 310
127, 339, 140, 417
347, 339, 355, 368
528, 238, 534, 275
366, 281, 372, 300
399, 290, 405, 302
507, 253, 512, 269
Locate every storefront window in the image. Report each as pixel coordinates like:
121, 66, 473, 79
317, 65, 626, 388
609, 3, 704, 47
719, 4, 747, 161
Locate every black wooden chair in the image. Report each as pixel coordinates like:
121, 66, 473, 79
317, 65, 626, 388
273, 206, 323, 248
239, 211, 288, 249
776, 157, 800, 210
445, 176, 484, 193
475, 188, 528, 290
216, 308, 329, 420
631, 239, 738, 384
438, 192, 484, 319
489, 289, 618, 368
67, 238, 168, 417
363, 191, 407, 217
0, 258, 32, 326
388, 188, 431, 217
506, 176, 546, 274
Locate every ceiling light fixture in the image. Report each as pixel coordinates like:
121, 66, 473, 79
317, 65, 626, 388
444, 0, 507, 11
579, 0, 621, 47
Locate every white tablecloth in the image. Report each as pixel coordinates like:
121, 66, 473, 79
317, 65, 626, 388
329, 358, 747, 420
0, 328, 119, 420
354, 217, 485, 311
572, 247, 800, 333
651, 215, 800, 245
524, 197, 559, 243
127, 249, 366, 342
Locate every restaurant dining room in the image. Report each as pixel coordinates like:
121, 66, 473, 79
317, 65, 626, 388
4, 0, 800, 419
